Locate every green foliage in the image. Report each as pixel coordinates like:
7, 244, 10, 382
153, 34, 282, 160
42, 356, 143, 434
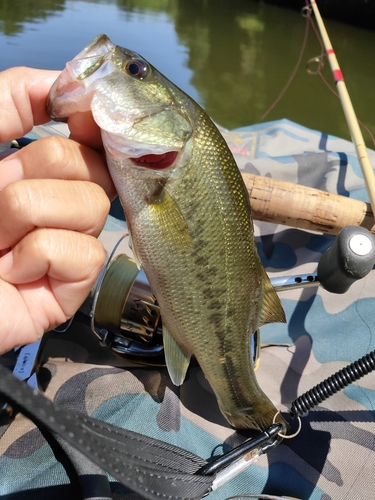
0, 0, 65, 36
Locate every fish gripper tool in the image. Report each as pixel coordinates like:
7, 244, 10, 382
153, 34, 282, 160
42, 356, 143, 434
197, 423, 284, 490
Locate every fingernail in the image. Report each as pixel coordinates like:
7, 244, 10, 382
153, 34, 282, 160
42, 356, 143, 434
0, 251, 13, 277
0, 153, 23, 190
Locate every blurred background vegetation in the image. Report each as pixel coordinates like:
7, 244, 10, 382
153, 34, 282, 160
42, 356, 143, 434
0, 0, 374, 143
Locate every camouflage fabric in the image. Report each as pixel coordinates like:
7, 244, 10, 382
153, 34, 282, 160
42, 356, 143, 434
1, 119, 375, 499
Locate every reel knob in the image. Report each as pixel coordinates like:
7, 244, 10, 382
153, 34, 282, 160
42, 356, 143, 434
317, 226, 375, 293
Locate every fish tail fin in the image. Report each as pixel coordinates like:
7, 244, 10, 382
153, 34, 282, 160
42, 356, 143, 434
259, 266, 286, 327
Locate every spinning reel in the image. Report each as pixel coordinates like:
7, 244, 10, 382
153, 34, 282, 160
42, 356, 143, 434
84, 226, 375, 366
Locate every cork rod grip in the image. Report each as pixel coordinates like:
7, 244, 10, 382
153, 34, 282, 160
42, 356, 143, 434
242, 173, 375, 235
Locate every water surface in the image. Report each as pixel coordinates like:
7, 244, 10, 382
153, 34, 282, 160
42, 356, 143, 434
0, 0, 374, 144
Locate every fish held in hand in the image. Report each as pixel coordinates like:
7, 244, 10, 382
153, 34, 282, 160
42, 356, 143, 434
47, 34, 286, 431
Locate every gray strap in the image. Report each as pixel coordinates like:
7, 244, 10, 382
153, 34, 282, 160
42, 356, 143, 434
0, 364, 214, 500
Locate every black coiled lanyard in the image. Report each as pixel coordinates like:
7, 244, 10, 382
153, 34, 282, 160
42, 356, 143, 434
289, 349, 375, 423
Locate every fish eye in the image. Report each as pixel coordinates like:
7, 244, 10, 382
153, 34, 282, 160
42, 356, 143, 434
125, 59, 149, 79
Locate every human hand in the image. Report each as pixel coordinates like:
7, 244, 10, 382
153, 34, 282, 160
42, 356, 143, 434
0, 67, 116, 354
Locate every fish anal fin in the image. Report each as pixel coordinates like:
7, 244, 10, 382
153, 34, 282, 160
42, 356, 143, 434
259, 267, 286, 327
163, 325, 191, 386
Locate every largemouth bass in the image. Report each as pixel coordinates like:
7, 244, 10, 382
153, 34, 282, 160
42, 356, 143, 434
47, 34, 286, 431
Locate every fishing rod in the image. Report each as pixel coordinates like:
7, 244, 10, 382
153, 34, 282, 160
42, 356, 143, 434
308, 0, 375, 217
244, 173, 375, 235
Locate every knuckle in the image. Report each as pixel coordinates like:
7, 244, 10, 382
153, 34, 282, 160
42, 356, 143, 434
79, 182, 110, 232
0, 182, 34, 248
68, 232, 107, 278
90, 237, 107, 268
1, 182, 30, 220
88, 182, 111, 216
37, 135, 74, 174
21, 227, 50, 260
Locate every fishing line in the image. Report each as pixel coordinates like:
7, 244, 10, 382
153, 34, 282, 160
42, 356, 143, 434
314, 70, 375, 148
261, 4, 375, 148
304, 5, 375, 148
226, 495, 299, 500
260, 7, 311, 121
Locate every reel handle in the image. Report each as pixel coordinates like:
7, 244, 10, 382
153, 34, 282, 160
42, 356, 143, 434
317, 226, 375, 293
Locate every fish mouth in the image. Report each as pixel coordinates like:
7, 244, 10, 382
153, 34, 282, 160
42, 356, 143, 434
130, 151, 178, 170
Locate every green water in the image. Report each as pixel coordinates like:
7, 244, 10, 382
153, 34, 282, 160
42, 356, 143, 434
0, 0, 374, 144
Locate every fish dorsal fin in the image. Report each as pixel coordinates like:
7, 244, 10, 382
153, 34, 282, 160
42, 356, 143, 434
163, 325, 191, 386
258, 267, 286, 327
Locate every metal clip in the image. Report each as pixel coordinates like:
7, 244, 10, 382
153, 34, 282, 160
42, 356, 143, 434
197, 423, 283, 491
0, 339, 43, 418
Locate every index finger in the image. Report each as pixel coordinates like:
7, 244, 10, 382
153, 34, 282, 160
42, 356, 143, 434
0, 67, 60, 141
67, 111, 103, 151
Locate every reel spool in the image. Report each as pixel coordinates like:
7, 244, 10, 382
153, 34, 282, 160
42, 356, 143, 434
90, 252, 165, 365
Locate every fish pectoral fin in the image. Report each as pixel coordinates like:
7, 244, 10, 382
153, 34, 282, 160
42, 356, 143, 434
149, 187, 192, 250
126, 226, 142, 270
163, 325, 191, 386
259, 267, 286, 327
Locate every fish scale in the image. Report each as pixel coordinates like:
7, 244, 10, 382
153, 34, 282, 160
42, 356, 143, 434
47, 34, 286, 431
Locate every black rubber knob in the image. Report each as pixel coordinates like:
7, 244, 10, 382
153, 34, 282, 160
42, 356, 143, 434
317, 226, 375, 294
